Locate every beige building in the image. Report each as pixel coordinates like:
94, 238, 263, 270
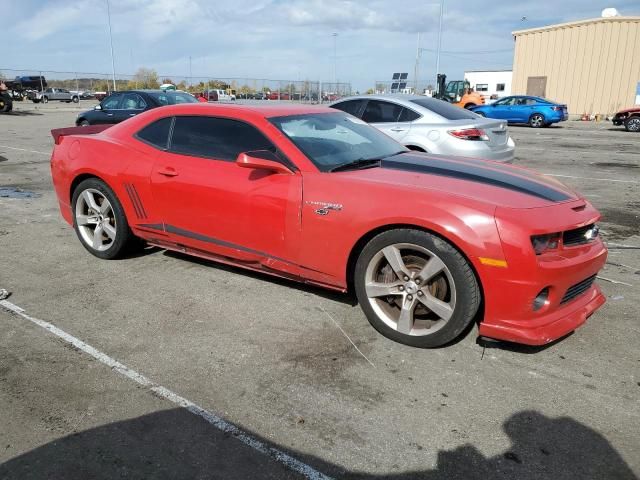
512, 16, 640, 117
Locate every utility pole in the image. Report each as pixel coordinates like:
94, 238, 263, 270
106, 0, 117, 91
189, 56, 192, 88
435, 0, 444, 80
414, 32, 422, 93
332, 33, 338, 92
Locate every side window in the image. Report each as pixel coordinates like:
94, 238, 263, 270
136, 117, 172, 149
495, 97, 514, 106
524, 98, 537, 105
496, 83, 505, 92
398, 107, 420, 122
475, 84, 488, 92
122, 93, 147, 110
332, 99, 365, 117
361, 100, 403, 123
102, 94, 122, 110
170, 116, 275, 161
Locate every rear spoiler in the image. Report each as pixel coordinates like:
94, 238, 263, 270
51, 124, 112, 145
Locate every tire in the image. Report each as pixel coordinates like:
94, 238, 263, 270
464, 103, 475, 109
354, 229, 480, 348
78, 119, 90, 126
32, 99, 40, 104
42, 96, 49, 103
624, 117, 640, 132
71, 178, 135, 260
0, 97, 10, 113
72, 96, 79, 103
529, 113, 545, 128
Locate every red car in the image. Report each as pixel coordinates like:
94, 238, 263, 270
612, 106, 640, 132
50, 104, 607, 348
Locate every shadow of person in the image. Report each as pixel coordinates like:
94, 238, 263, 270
0, 409, 636, 479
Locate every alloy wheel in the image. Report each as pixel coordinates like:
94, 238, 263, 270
75, 188, 117, 252
530, 114, 544, 127
626, 118, 640, 132
364, 243, 456, 336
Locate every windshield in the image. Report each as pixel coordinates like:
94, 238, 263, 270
269, 112, 407, 172
147, 91, 198, 105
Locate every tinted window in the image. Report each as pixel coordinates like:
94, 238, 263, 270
496, 83, 505, 92
332, 99, 365, 117
148, 91, 198, 105
170, 116, 274, 161
102, 94, 122, 109
362, 100, 404, 123
398, 107, 420, 122
410, 98, 479, 120
136, 117, 172, 149
121, 93, 147, 110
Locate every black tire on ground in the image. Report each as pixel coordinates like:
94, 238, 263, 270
42, 96, 49, 103
529, 113, 545, 128
32, 99, 40, 104
71, 178, 136, 260
0, 97, 11, 113
624, 117, 640, 132
354, 229, 481, 348
72, 96, 79, 103
78, 119, 90, 126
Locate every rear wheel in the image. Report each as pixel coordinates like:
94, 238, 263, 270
72, 96, 79, 103
42, 96, 49, 104
72, 178, 135, 260
624, 117, 640, 132
354, 229, 480, 348
529, 113, 545, 128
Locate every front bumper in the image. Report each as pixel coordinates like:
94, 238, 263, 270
477, 200, 607, 345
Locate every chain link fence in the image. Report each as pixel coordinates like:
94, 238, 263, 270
0, 68, 352, 104
373, 79, 437, 96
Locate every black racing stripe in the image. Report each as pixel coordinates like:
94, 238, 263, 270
124, 184, 142, 219
130, 184, 147, 218
139, 223, 295, 266
382, 154, 572, 202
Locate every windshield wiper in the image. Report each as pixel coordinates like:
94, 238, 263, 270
329, 158, 382, 172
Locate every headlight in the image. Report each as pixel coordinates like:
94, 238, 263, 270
531, 233, 561, 255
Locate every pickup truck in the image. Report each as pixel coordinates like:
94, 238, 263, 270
33, 88, 80, 104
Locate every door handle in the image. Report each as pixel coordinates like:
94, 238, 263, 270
157, 167, 178, 177
390, 128, 406, 132
106, 113, 113, 116
129, 113, 137, 116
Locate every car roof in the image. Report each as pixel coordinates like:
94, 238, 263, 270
139, 102, 333, 118
332, 94, 447, 108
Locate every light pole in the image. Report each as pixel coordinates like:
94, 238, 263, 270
106, 0, 117, 91
332, 33, 338, 91
189, 56, 192, 88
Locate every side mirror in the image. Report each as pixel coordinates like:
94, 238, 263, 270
94, 104, 102, 110
236, 150, 293, 174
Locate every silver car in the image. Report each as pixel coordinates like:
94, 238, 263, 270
330, 94, 515, 162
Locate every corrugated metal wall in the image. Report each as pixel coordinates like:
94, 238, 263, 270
512, 18, 640, 116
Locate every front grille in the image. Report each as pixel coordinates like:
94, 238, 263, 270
560, 275, 596, 305
563, 224, 597, 247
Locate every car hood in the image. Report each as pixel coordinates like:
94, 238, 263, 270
345, 152, 580, 209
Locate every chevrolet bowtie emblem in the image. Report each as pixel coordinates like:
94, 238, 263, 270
306, 201, 343, 216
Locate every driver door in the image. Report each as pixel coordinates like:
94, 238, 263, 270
150, 115, 303, 275
488, 97, 514, 120
96, 93, 123, 124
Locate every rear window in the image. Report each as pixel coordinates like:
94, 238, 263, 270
410, 98, 479, 120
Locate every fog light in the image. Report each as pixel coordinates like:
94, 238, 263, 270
533, 288, 549, 311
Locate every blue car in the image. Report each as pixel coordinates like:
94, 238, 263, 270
470, 96, 568, 128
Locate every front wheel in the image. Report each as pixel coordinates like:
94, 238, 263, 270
78, 119, 90, 126
42, 96, 49, 103
72, 96, 79, 103
624, 117, 640, 132
529, 113, 545, 128
72, 178, 135, 259
354, 229, 480, 348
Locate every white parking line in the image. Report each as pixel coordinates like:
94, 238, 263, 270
0, 297, 333, 480
0, 144, 50, 156
544, 173, 640, 184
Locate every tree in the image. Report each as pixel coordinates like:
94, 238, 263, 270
128, 68, 159, 89
161, 78, 174, 85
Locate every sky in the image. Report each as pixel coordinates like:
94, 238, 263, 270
4, 0, 640, 91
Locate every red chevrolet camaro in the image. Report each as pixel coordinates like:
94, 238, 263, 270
50, 104, 607, 348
